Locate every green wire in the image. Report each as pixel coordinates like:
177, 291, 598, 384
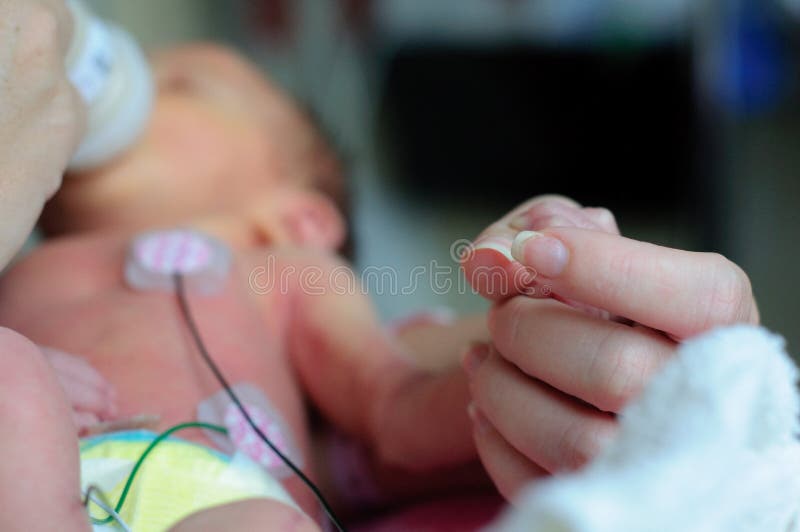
89, 421, 228, 526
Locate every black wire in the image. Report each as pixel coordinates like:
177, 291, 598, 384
173, 273, 347, 532
82, 485, 101, 508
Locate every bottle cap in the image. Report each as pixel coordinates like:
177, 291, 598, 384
66, 0, 154, 171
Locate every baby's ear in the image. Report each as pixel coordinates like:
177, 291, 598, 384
248, 186, 346, 252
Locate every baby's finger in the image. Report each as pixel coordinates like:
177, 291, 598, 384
582, 207, 619, 234
41, 347, 115, 395
464, 345, 617, 473
71, 411, 100, 435
42, 347, 117, 418
41, 347, 117, 418
468, 402, 548, 501
490, 297, 674, 412
505, 196, 589, 233
462, 196, 601, 301
59, 378, 116, 419
510, 227, 759, 339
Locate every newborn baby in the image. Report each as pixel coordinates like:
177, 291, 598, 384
0, 45, 497, 531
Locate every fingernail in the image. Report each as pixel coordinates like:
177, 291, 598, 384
467, 402, 491, 434
511, 231, 539, 261
511, 231, 569, 278
462, 342, 489, 375
473, 237, 514, 262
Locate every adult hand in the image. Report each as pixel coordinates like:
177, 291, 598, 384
0, 0, 86, 268
460, 195, 759, 500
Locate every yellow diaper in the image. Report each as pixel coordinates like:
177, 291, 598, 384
80, 430, 296, 532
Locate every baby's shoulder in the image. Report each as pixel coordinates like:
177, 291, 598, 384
0, 232, 127, 325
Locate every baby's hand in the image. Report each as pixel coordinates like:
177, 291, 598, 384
40, 347, 117, 435
461, 196, 759, 499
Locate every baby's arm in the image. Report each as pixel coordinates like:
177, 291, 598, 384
266, 250, 479, 472
392, 314, 489, 372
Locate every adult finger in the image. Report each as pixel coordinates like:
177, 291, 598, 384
38, 0, 76, 53
510, 227, 759, 339
463, 344, 617, 473
468, 402, 549, 501
489, 297, 674, 412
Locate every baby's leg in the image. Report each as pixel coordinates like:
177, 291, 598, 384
0, 328, 90, 532
168, 500, 318, 532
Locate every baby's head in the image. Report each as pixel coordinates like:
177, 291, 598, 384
42, 44, 348, 254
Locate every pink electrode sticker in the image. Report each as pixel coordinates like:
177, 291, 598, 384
133, 230, 212, 275
126, 229, 231, 294
224, 402, 291, 471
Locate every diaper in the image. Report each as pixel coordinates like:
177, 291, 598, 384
80, 430, 297, 532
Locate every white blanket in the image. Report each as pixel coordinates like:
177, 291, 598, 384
491, 325, 800, 532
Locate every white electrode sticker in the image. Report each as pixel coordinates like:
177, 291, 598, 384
68, 17, 115, 105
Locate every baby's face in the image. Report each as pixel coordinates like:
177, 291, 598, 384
43, 45, 343, 251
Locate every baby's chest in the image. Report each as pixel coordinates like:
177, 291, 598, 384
88, 293, 312, 478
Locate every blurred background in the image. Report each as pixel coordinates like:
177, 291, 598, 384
86, 0, 800, 352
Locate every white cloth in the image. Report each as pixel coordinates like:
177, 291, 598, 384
491, 325, 800, 532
